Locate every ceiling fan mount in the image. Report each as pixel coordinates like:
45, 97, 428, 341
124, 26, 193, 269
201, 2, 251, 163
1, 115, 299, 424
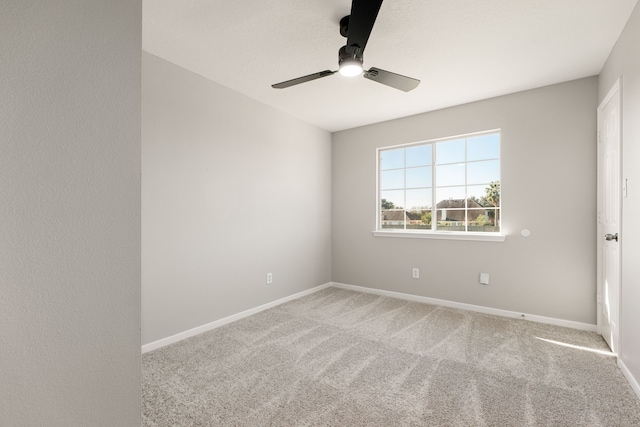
339, 15, 350, 38
272, 0, 420, 92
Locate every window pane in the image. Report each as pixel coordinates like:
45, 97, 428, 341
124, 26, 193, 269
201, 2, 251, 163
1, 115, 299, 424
476, 208, 500, 232
466, 196, 483, 210
380, 209, 406, 229
484, 181, 500, 207
467, 160, 500, 185
436, 163, 465, 186
436, 209, 466, 231
436, 186, 465, 205
406, 166, 431, 188
468, 209, 499, 233
468, 133, 500, 161
467, 183, 500, 207
467, 185, 488, 202
407, 209, 432, 230
406, 145, 432, 167
437, 208, 466, 222
406, 189, 432, 210
380, 169, 404, 190
381, 190, 404, 210
380, 149, 404, 170
436, 139, 465, 164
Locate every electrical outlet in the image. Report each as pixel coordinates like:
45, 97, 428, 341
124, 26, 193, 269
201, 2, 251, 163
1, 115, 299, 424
266, 272, 273, 284
480, 273, 490, 285
412, 268, 419, 279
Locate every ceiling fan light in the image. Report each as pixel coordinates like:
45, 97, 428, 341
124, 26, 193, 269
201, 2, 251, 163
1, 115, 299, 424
339, 62, 363, 77
338, 46, 364, 77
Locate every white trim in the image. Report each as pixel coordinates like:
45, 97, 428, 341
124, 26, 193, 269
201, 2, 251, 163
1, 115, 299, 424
618, 359, 640, 400
600, 78, 621, 109
142, 280, 598, 354
372, 230, 506, 242
141, 282, 332, 354
331, 282, 597, 332
379, 128, 502, 151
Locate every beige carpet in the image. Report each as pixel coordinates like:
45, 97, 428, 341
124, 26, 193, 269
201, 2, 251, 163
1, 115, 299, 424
143, 287, 640, 426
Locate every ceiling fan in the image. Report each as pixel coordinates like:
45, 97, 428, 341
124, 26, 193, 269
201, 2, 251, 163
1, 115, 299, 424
271, 0, 420, 92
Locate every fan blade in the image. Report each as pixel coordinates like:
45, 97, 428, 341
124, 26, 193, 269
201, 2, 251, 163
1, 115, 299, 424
364, 67, 420, 92
272, 70, 336, 89
345, 0, 384, 56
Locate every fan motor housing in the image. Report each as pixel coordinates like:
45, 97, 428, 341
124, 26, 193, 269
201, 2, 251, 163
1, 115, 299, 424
338, 45, 363, 68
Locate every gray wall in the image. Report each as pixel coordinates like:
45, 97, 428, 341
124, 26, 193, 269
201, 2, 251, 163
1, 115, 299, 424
332, 77, 598, 324
142, 53, 332, 345
599, 0, 640, 394
1, 1, 141, 426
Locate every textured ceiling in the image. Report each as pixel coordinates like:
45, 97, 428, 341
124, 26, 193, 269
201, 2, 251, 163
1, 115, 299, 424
143, 0, 638, 132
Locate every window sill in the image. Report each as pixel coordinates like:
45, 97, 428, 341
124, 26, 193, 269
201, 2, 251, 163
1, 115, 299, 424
372, 230, 506, 242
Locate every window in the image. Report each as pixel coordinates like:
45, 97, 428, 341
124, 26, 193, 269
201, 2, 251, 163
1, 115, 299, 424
377, 130, 501, 237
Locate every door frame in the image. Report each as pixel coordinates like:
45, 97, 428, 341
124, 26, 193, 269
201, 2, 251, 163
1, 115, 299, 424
596, 77, 622, 353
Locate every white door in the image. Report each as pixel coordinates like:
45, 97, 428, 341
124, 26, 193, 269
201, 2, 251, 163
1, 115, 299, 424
597, 79, 621, 353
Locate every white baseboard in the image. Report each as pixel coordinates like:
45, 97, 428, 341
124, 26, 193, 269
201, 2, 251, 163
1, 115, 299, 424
143, 281, 640, 397
141, 282, 332, 354
618, 359, 640, 400
143, 280, 598, 354
331, 282, 598, 332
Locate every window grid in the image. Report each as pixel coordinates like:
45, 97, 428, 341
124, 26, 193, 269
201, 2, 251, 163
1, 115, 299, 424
378, 131, 500, 234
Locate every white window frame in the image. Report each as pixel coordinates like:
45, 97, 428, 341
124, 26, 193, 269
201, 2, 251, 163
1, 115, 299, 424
373, 130, 505, 242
